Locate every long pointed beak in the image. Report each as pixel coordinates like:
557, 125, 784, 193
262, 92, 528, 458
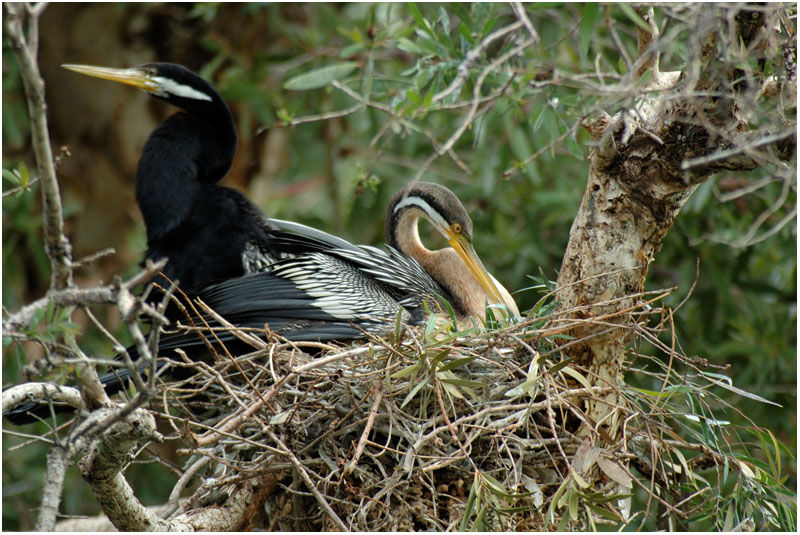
447, 232, 517, 317
62, 64, 157, 92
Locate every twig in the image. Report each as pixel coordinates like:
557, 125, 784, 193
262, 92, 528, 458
258, 103, 363, 133
71, 247, 116, 271
432, 20, 524, 104
2, 176, 41, 198
2, 382, 83, 415
605, 5, 633, 73
3, 259, 167, 331
343, 381, 384, 475
635, 6, 660, 78
3, 2, 73, 290
404, 387, 611, 472
511, 3, 539, 44
78, 408, 169, 530
193, 346, 371, 447
265, 428, 348, 531
330, 79, 470, 173
163, 456, 211, 519
680, 129, 796, 170
413, 35, 535, 182
3, 4, 77, 528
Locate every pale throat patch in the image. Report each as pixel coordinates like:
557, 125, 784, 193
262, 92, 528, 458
152, 76, 213, 101
393, 196, 450, 240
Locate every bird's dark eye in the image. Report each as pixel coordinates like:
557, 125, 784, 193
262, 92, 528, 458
451, 222, 462, 234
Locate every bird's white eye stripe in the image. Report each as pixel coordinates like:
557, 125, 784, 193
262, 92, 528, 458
152, 76, 213, 101
394, 196, 449, 233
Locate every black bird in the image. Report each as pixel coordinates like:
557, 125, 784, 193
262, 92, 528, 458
62, 63, 279, 295
6, 62, 280, 426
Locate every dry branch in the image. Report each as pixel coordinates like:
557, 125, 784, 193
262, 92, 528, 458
3, 2, 72, 290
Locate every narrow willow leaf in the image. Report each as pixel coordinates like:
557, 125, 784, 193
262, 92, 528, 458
596, 456, 632, 488
437, 355, 476, 372
579, 3, 599, 59
560, 365, 593, 390
283, 62, 359, 91
618, 3, 651, 31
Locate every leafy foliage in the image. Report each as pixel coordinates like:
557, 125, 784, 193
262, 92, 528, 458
2, 2, 795, 531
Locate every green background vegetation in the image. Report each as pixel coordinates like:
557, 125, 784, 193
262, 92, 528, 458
3, 3, 795, 530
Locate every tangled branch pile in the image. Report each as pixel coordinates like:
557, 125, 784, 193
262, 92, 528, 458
78, 285, 769, 531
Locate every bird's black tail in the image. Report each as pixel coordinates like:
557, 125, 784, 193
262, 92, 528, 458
3, 360, 162, 426
4, 271, 371, 426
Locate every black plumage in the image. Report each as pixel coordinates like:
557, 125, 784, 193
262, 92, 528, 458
62, 63, 279, 295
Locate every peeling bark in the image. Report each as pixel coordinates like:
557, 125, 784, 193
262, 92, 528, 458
553, 3, 795, 441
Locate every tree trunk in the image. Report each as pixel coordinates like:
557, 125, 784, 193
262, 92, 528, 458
553, 4, 795, 441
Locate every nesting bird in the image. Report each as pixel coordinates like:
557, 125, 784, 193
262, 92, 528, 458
181, 180, 520, 345
62, 63, 281, 295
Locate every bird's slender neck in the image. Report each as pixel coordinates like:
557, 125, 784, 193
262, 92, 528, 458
390, 205, 519, 318
135, 95, 237, 242
391, 209, 430, 260
391, 209, 473, 317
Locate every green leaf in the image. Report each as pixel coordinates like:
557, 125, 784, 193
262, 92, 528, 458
405, 89, 422, 105
546, 357, 574, 375
702, 372, 782, 406
532, 104, 550, 132
391, 362, 420, 380
565, 134, 584, 160
283, 62, 359, 91
414, 66, 434, 91
560, 365, 593, 390
397, 37, 428, 56
440, 380, 465, 400
437, 355, 476, 372
460, 475, 479, 531
571, 470, 590, 489
618, 4, 651, 32
407, 2, 435, 39
630, 386, 674, 399
568, 487, 578, 520
394, 307, 404, 341
587, 503, 622, 522
481, 472, 517, 499
457, 21, 475, 44
428, 348, 451, 368
424, 312, 438, 338
339, 42, 365, 59
18, 161, 29, 188
451, 3, 473, 27
438, 376, 483, 389
2, 168, 20, 186
401, 377, 428, 408
275, 108, 294, 124
337, 25, 363, 45
480, 16, 498, 39
579, 3, 599, 59
413, 33, 447, 56
547, 477, 569, 525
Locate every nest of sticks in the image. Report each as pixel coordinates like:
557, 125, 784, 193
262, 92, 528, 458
119, 288, 747, 531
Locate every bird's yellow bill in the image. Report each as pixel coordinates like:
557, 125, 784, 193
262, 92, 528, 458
62, 64, 157, 93
447, 233, 515, 317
